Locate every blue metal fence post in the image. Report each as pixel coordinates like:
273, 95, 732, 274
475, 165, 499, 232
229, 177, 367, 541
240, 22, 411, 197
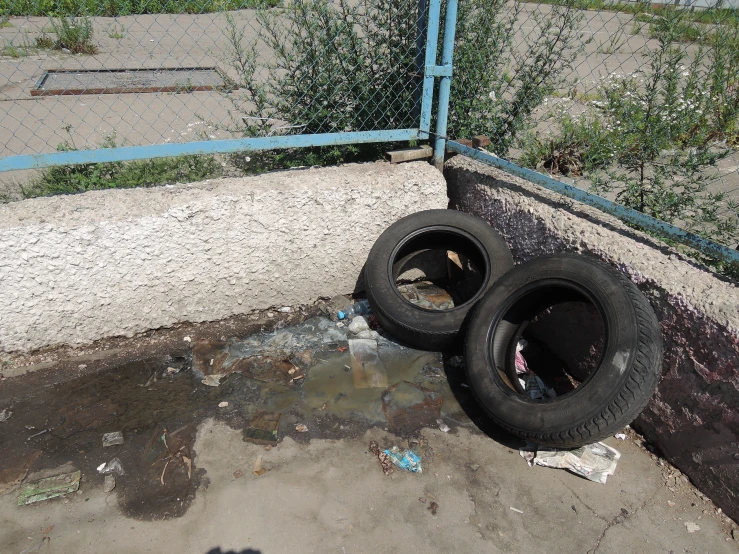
419, 0, 442, 138
413, 0, 428, 124
432, 0, 459, 170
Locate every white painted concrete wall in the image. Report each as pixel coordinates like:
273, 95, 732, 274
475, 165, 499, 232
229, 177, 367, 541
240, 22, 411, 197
0, 161, 447, 353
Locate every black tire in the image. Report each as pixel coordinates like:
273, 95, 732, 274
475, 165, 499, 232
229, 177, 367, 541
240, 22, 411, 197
365, 209, 514, 351
465, 254, 663, 448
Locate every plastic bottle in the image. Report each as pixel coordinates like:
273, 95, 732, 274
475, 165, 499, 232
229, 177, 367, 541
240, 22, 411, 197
338, 299, 371, 320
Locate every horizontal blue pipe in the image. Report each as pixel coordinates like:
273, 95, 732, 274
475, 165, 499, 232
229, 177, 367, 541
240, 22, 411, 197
0, 129, 422, 172
446, 140, 739, 265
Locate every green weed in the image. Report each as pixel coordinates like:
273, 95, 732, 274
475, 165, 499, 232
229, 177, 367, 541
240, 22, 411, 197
34, 33, 53, 48
24, 155, 222, 198
1, 43, 27, 57
49, 16, 96, 54
106, 23, 124, 39
0, 0, 279, 17
22, 133, 223, 198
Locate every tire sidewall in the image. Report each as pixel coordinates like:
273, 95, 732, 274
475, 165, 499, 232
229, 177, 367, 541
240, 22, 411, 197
366, 210, 513, 345
465, 255, 640, 434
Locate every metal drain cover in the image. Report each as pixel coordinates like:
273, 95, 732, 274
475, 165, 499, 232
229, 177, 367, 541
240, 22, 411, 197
32, 67, 232, 96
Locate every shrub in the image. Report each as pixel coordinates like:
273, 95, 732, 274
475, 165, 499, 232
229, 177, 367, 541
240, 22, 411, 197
221, 0, 587, 167
448, 0, 588, 155
48, 16, 96, 54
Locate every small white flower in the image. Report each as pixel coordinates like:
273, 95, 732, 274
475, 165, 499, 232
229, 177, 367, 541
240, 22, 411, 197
489, 91, 496, 101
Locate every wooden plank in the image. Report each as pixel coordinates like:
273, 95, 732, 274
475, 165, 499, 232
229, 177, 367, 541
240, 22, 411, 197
385, 145, 433, 163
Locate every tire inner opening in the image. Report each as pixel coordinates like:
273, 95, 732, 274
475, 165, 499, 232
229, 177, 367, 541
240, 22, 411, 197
392, 230, 487, 312
491, 285, 606, 400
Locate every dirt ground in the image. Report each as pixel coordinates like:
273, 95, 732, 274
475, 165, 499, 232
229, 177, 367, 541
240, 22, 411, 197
0, 303, 737, 554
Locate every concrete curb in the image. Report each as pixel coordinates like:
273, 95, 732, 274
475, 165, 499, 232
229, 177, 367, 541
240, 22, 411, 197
0, 161, 447, 353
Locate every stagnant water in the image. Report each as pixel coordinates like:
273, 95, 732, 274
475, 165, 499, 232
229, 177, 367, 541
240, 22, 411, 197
0, 316, 486, 520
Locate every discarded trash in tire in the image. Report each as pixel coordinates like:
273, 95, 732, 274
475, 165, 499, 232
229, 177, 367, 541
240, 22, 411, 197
465, 254, 663, 448
365, 209, 514, 350
520, 442, 621, 484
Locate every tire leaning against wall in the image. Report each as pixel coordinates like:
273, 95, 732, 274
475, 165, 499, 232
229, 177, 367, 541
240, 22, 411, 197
464, 254, 663, 448
365, 209, 514, 351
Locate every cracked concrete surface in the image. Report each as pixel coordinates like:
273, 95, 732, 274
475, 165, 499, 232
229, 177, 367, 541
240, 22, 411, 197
1, 420, 735, 553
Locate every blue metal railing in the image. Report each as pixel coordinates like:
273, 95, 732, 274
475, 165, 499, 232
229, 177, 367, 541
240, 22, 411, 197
0, 0, 452, 173
446, 141, 739, 266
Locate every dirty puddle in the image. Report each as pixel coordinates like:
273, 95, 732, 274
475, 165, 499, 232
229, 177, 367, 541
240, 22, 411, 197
0, 314, 476, 521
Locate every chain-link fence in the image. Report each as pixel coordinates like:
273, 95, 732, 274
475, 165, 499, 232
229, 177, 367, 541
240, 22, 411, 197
1, 0, 738, 262
444, 0, 739, 254
0, 0, 429, 199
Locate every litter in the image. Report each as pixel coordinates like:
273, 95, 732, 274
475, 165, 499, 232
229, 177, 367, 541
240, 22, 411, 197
295, 424, 308, 433
0, 408, 12, 422
369, 440, 394, 475
384, 446, 422, 473
17, 464, 81, 505
437, 419, 450, 433
615, 433, 627, 440
347, 316, 370, 335
525, 374, 557, 400
102, 431, 124, 447
218, 401, 229, 408
278, 306, 292, 313
201, 374, 224, 387
348, 339, 388, 389
97, 458, 125, 476
27, 429, 49, 440
166, 366, 180, 376
338, 300, 370, 320
510, 506, 524, 514
103, 474, 116, 493
253, 455, 267, 476
520, 442, 620, 484
183, 336, 191, 342
514, 340, 529, 374
685, 522, 700, 533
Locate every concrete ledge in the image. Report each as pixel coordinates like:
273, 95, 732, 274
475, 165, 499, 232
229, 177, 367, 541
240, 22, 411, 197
446, 155, 739, 522
0, 161, 447, 354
